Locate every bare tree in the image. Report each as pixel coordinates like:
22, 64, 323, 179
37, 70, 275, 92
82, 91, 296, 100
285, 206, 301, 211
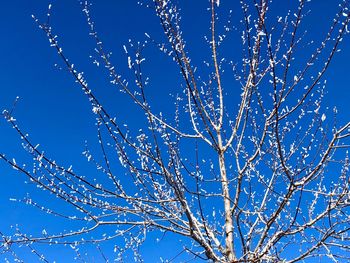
1, 0, 350, 262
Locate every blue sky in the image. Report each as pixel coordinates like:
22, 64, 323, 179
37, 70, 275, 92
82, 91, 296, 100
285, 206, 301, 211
0, 0, 350, 262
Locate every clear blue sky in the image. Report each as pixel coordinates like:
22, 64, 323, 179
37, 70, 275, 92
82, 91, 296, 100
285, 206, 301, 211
0, 0, 349, 262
